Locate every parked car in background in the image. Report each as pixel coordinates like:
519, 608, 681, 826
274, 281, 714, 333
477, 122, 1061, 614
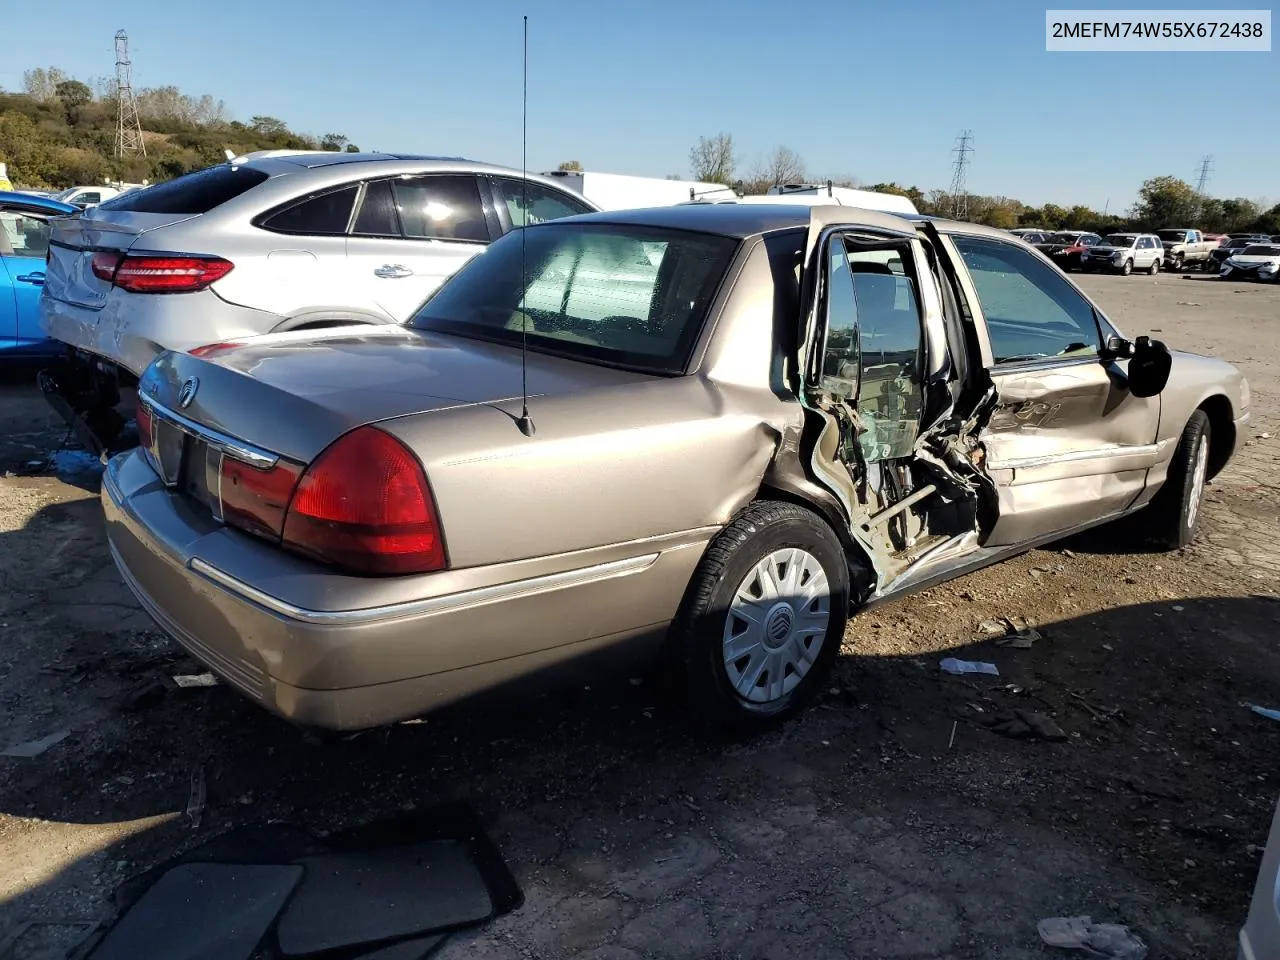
1156, 228, 1216, 271
1033, 231, 1103, 271
39, 152, 600, 455
1209, 235, 1262, 271
50, 185, 130, 209
1218, 243, 1280, 282
1080, 233, 1164, 275
1203, 232, 1227, 245
102, 204, 1248, 734
1272, 235, 1280, 244
0, 191, 77, 358
1011, 229, 1051, 245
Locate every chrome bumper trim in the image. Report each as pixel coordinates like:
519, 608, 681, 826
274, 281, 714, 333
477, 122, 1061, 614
189, 552, 661, 626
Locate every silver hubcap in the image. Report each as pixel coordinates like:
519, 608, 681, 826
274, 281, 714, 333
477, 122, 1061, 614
722, 548, 830, 704
1187, 436, 1209, 528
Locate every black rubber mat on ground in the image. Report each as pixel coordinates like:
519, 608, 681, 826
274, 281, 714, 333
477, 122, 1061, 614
87, 862, 304, 960
99, 802, 520, 960
277, 841, 491, 956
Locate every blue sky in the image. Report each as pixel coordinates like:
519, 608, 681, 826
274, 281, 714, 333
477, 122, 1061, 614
3, 0, 1276, 210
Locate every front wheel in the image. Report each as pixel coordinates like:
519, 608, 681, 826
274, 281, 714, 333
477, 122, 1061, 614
1121, 259, 1133, 276
1170, 255, 1184, 272
1143, 411, 1211, 550
1149, 258, 1161, 275
669, 501, 852, 736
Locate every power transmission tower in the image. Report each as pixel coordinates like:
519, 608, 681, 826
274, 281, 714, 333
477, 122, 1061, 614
1193, 155, 1213, 197
114, 30, 146, 159
948, 130, 973, 220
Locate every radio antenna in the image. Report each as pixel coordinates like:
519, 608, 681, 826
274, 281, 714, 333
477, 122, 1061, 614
515, 14, 536, 438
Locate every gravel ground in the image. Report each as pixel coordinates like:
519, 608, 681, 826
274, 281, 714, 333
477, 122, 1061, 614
0, 272, 1277, 959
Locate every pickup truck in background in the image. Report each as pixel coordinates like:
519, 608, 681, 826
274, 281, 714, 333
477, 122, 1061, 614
1157, 228, 1216, 271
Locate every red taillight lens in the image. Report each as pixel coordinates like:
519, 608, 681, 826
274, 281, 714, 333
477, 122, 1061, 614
91, 252, 122, 282
220, 457, 304, 541
110, 255, 234, 294
281, 427, 446, 575
135, 398, 154, 450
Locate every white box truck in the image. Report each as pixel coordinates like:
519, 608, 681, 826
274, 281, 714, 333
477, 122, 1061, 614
541, 170, 738, 210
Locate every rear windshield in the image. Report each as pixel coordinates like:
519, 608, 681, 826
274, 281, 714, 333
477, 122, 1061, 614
409, 223, 738, 374
98, 164, 268, 215
1105, 235, 1137, 246
1243, 245, 1280, 256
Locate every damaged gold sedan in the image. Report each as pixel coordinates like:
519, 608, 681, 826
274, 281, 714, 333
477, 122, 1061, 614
103, 205, 1250, 733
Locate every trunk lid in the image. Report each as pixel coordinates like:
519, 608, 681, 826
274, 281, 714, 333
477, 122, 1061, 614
138, 325, 655, 464
46, 209, 200, 310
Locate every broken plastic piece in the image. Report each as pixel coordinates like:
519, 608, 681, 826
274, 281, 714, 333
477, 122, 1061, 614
1251, 705, 1280, 723
2, 729, 70, 758
1038, 915, 1147, 959
173, 673, 218, 688
940, 658, 999, 676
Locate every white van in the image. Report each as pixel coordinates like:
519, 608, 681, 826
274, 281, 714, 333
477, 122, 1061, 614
541, 170, 738, 211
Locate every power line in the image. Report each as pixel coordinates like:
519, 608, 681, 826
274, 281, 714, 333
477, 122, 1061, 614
948, 130, 973, 220
1193, 155, 1213, 197
114, 30, 146, 159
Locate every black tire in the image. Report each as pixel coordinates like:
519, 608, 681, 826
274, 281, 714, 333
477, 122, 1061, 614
1143, 411, 1211, 550
1171, 255, 1184, 272
1120, 259, 1132, 276
1148, 258, 1160, 275
669, 501, 852, 736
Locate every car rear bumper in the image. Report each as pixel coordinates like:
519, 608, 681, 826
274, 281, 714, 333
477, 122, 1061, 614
102, 449, 707, 729
40, 290, 285, 377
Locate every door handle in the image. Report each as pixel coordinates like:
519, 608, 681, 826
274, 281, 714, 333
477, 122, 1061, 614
16, 272, 45, 285
374, 264, 413, 279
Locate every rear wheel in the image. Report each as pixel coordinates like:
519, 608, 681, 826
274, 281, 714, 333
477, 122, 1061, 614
669, 501, 851, 736
1121, 259, 1133, 276
1143, 411, 1211, 550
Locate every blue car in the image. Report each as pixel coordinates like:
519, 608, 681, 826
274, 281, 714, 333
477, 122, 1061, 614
1, 190, 77, 357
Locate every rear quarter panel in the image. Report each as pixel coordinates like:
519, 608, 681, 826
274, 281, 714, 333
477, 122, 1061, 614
383, 376, 790, 569
1148, 350, 1246, 486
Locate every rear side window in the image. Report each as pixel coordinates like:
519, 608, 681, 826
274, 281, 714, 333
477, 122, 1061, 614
391, 176, 489, 242
260, 185, 358, 235
100, 165, 269, 215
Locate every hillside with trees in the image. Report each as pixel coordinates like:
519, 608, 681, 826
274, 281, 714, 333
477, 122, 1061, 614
2, 64, 1275, 236
1, 66, 358, 188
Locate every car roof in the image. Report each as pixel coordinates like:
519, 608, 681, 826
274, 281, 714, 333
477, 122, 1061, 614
550, 203, 821, 238
0, 190, 78, 215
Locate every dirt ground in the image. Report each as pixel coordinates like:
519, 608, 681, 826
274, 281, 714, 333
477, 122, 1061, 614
0, 272, 1277, 959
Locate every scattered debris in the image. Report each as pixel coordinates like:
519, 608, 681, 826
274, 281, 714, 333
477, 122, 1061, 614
977, 619, 1007, 635
186, 765, 206, 830
1038, 916, 1147, 958
987, 710, 1067, 742
1061, 548, 1076, 558
948, 721, 958, 749
173, 673, 218, 689
1250, 704, 1280, 723
940, 658, 999, 676
1071, 691, 1126, 723
0, 918, 99, 959
2, 729, 70, 758
1175, 301, 1202, 307
1259, 432, 1271, 440
997, 627, 1042, 650
122, 680, 167, 712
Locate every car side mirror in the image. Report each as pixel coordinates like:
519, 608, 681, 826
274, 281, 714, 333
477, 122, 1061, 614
1125, 335, 1172, 398
1102, 334, 1135, 359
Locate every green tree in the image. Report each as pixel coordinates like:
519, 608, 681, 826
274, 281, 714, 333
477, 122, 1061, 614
1220, 198, 1260, 232
320, 132, 348, 151
557, 160, 583, 171
1040, 204, 1068, 229
345, 143, 360, 153
250, 115, 288, 137
689, 133, 735, 184
1251, 203, 1280, 234
1131, 176, 1200, 229
55, 80, 93, 126
869, 182, 926, 208
23, 67, 68, 101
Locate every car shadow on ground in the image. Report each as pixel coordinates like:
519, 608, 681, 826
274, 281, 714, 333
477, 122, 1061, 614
2, 486, 1279, 956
